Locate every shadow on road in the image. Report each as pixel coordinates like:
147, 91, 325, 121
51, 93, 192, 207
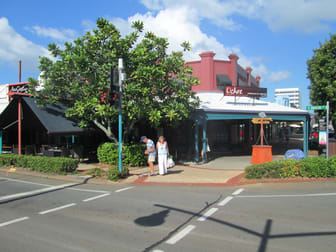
147, 203, 336, 252
135, 210, 170, 227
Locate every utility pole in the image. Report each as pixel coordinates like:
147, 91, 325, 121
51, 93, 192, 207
118, 59, 124, 172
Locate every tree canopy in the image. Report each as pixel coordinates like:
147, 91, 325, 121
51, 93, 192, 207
307, 34, 336, 130
29, 18, 200, 143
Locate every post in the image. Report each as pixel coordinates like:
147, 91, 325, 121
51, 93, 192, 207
326, 101, 329, 160
261, 119, 264, 146
18, 98, 22, 155
0, 130, 2, 154
202, 119, 207, 163
19, 60, 22, 83
118, 59, 123, 173
195, 122, 199, 162
303, 118, 308, 157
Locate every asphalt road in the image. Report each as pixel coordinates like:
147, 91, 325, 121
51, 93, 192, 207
0, 174, 336, 252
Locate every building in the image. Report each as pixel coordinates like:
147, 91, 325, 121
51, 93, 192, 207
0, 84, 9, 113
275, 95, 290, 107
274, 88, 301, 109
185, 52, 310, 162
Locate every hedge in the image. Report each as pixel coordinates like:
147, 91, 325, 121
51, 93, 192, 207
0, 154, 78, 174
97, 142, 147, 167
245, 156, 336, 179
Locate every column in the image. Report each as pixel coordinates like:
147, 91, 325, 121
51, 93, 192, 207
202, 119, 207, 163
194, 122, 199, 162
0, 130, 2, 154
303, 118, 308, 156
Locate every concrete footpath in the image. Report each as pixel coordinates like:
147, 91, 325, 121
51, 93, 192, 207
4, 155, 333, 187
128, 155, 283, 186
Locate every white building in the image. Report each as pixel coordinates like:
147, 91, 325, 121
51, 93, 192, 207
0, 84, 9, 113
274, 88, 301, 109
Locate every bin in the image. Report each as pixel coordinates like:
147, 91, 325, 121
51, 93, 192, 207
251, 145, 272, 164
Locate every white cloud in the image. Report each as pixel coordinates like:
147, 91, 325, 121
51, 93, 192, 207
269, 71, 291, 82
140, 0, 336, 33
81, 19, 96, 32
0, 17, 49, 71
28, 26, 76, 41
111, 7, 286, 82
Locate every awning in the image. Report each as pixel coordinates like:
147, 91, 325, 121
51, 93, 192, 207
0, 97, 85, 134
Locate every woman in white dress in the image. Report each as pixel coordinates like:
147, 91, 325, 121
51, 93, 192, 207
156, 136, 169, 175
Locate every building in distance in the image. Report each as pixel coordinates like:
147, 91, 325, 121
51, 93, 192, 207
274, 88, 301, 109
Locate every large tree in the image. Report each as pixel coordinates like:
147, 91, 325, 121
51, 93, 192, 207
29, 18, 199, 143
307, 34, 336, 130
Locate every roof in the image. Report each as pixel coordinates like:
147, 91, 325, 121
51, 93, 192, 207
196, 92, 310, 116
22, 97, 85, 134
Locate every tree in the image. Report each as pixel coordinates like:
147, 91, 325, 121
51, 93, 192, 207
29, 18, 200, 143
307, 34, 336, 130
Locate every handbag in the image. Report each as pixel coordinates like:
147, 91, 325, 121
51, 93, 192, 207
168, 157, 175, 168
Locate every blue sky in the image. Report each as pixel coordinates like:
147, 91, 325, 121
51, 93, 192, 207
1, 0, 336, 109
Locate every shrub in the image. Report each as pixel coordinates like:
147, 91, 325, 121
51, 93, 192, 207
0, 154, 78, 174
88, 168, 105, 177
328, 155, 336, 176
279, 159, 301, 178
245, 156, 336, 179
107, 167, 129, 181
245, 161, 282, 179
300, 156, 330, 177
97, 142, 147, 167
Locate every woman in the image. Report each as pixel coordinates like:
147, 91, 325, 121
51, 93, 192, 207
156, 136, 169, 175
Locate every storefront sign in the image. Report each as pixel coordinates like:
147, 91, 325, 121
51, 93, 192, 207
8, 84, 29, 94
225, 86, 267, 97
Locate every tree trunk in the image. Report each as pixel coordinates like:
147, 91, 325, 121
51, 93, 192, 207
93, 119, 118, 143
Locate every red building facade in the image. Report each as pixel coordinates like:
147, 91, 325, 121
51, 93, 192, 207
186, 51, 261, 92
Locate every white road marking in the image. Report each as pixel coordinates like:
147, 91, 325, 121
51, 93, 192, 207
152, 250, 164, 252
115, 186, 134, 193
68, 187, 109, 194
83, 193, 110, 202
197, 208, 218, 222
218, 196, 234, 206
166, 225, 196, 245
39, 203, 76, 215
237, 192, 336, 198
0, 176, 110, 194
232, 188, 244, 196
0, 183, 76, 203
0, 177, 51, 187
0, 217, 29, 227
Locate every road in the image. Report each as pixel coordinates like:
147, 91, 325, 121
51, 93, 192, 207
0, 174, 336, 252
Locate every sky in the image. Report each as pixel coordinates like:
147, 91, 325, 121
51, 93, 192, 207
1, 0, 336, 109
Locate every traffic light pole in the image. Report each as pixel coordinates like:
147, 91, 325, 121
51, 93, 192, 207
118, 59, 123, 173
326, 101, 329, 160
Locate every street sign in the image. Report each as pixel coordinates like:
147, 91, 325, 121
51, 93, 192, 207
319, 118, 327, 131
306, 105, 327, 110
251, 118, 273, 124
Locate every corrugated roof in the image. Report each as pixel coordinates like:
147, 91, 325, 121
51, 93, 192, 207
197, 92, 309, 115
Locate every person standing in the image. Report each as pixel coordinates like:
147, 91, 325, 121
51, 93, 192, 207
156, 136, 169, 175
140, 136, 156, 175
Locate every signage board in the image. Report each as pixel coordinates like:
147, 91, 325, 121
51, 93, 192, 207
319, 131, 327, 145
319, 119, 327, 131
225, 86, 267, 98
8, 83, 29, 94
251, 118, 273, 124
306, 105, 327, 110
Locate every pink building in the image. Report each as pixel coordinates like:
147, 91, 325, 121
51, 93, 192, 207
186, 52, 261, 92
